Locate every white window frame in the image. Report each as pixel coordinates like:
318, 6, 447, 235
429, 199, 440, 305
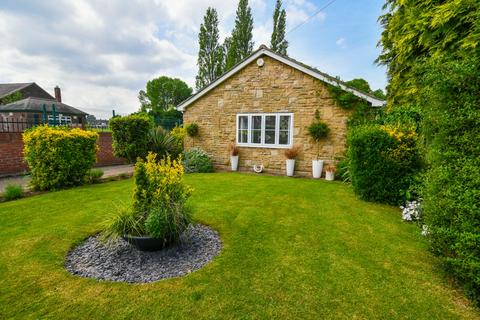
236, 113, 293, 148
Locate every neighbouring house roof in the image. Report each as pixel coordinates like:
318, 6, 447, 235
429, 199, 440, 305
0, 82, 55, 100
0, 97, 87, 115
177, 45, 386, 111
0, 83, 34, 99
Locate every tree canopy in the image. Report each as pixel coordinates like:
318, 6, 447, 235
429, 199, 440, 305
196, 7, 224, 90
138, 76, 192, 115
224, 0, 254, 70
377, 0, 480, 105
270, 0, 288, 55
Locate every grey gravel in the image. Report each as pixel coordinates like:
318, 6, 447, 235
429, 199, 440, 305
65, 224, 222, 283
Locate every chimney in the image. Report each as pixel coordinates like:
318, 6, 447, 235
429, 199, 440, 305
54, 86, 62, 103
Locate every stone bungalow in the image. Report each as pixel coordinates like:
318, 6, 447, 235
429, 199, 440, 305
178, 45, 385, 176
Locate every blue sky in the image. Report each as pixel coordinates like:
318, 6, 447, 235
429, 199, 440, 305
0, 0, 386, 118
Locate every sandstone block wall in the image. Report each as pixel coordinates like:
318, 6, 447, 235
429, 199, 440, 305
183, 56, 350, 176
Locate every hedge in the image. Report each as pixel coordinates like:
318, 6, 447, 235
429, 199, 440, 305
420, 58, 480, 304
347, 124, 420, 205
23, 126, 98, 190
109, 114, 153, 162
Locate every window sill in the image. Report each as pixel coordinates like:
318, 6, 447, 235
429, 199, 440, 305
237, 143, 293, 149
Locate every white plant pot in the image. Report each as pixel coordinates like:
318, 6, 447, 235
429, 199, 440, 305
312, 160, 324, 179
286, 159, 295, 177
325, 171, 335, 181
230, 155, 239, 171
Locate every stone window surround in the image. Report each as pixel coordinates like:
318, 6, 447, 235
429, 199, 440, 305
236, 112, 293, 149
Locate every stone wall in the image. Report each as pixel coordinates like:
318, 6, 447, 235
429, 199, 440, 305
0, 132, 125, 176
183, 55, 350, 176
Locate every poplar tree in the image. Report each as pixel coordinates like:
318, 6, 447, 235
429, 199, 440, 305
270, 0, 288, 55
224, 0, 254, 70
196, 7, 224, 90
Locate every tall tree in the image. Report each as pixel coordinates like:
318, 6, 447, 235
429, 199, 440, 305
196, 7, 224, 90
270, 0, 288, 55
138, 76, 192, 115
377, 0, 480, 105
224, 0, 254, 70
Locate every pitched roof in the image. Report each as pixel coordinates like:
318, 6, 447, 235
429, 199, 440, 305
0, 83, 34, 99
0, 97, 87, 115
177, 45, 386, 111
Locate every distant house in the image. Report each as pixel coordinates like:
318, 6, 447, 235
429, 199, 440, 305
178, 45, 386, 176
0, 82, 87, 132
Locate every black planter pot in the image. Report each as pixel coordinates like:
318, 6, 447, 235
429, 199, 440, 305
122, 235, 172, 252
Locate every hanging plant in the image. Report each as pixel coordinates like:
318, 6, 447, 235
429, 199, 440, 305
307, 110, 330, 159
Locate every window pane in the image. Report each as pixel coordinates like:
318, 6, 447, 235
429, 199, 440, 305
251, 130, 261, 143
280, 115, 290, 130
239, 130, 248, 143
239, 116, 248, 130
265, 130, 275, 144
279, 131, 289, 145
252, 116, 262, 129
265, 116, 276, 129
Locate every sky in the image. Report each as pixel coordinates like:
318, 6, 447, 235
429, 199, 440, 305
0, 0, 387, 118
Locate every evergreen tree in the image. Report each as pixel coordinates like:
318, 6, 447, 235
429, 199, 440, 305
270, 0, 288, 55
224, 0, 254, 70
196, 7, 224, 90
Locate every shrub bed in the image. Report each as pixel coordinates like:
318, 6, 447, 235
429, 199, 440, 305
182, 148, 214, 173
23, 126, 98, 191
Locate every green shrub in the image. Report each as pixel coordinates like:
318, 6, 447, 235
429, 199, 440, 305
23, 126, 98, 191
149, 127, 182, 159
420, 58, 480, 304
87, 169, 104, 184
182, 148, 214, 173
102, 153, 192, 243
3, 184, 24, 201
101, 205, 145, 241
347, 124, 420, 204
109, 114, 153, 162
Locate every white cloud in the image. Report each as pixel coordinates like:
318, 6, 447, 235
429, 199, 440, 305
336, 37, 346, 48
0, 0, 385, 118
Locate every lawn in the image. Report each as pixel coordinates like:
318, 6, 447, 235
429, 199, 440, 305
0, 173, 478, 319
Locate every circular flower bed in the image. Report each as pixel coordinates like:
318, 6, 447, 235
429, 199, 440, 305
65, 224, 222, 283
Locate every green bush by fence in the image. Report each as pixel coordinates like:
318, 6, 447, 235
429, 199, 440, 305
23, 126, 98, 191
109, 115, 153, 162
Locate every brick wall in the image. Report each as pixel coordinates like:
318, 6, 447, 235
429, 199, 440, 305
0, 131, 125, 176
0, 133, 27, 175
96, 132, 125, 166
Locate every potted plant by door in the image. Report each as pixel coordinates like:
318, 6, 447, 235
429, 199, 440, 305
325, 164, 336, 181
228, 144, 239, 171
307, 110, 330, 179
284, 146, 300, 177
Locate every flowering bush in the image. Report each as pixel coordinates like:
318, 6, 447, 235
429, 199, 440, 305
103, 152, 192, 243
23, 126, 98, 190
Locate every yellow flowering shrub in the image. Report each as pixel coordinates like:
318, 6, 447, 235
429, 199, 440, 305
23, 125, 98, 190
132, 152, 192, 240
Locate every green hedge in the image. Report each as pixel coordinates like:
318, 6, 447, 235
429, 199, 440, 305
23, 126, 98, 191
109, 114, 153, 162
347, 124, 420, 205
420, 58, 480, 304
